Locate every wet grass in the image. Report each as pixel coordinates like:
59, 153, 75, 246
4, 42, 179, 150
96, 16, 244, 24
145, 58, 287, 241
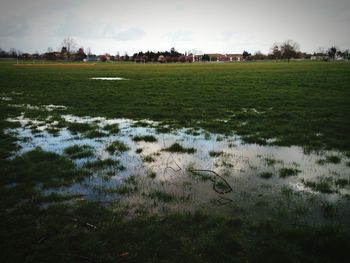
67, 122, 95, 134
279, 168, 301, 178
106, 140, 129, 154
85, 129, 106, 139
263, 157, 283, 166
1, 61, 349, 150
302, 178, 336, 194
148, 190, 177, 203
317, 155, 342, 165
132, 135, 157, 142
260, 172, 273, 179
64, 144, 94, 159
142, 155, 156, 163
209, 150, 224, 157
135, 148, 143, 154
84, 158, 124, 170
103, 123, 120, 134
164, 142, 196, 154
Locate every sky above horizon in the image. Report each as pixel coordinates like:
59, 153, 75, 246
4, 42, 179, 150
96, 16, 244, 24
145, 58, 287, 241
1, 0, 349, 55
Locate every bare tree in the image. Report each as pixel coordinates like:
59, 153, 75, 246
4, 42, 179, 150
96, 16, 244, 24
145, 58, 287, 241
271, 43, 281, 61
280, 40, 299, 62
61, 37, 77, 60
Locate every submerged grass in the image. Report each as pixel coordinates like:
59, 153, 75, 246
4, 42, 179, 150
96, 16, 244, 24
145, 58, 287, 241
84, 158, 124, 170
279, 168, 301, 178
132, 135, 157, 142
64, 144, 94, 159
164, 142, 196, 154
259, 172, 273, 179
106, 140, 129, 154
103, 123, 120, 134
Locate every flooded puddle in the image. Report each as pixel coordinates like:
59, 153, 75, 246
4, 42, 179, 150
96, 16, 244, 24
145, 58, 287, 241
4, 105, 350, 221
91, 77, 127, 80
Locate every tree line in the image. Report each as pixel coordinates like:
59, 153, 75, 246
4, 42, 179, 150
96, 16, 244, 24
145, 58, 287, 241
1, 38, 349, 62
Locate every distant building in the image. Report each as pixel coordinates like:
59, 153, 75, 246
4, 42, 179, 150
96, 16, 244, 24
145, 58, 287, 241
207, 53, 243, 62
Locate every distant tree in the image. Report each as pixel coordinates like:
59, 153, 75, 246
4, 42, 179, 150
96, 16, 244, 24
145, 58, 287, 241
202, 54, 210, 61
280, 40, 299, 61
47, 47, 53, 53
252, 51, 266, 60
9, 48, 17, 58
61, 46, 68, 54
271, 43, 281, 61
60, 37, 77, 60
74, 47, 86, 61
242, 51, 251, 60
327, 46, 337, 60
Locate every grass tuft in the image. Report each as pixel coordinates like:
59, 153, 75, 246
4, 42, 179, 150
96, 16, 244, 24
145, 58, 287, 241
164, 143, 196, 154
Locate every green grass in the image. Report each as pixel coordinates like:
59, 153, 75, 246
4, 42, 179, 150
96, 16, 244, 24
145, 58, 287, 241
164, 142, 196, 154
1, 61, 349, 150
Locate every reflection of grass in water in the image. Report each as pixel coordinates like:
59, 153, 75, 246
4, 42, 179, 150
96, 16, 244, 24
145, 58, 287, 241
279, 168, 301, 178
106, 140, 130, 154
132, 135, 157, 142
64, 144, 94, 159
164, 143, 196, 154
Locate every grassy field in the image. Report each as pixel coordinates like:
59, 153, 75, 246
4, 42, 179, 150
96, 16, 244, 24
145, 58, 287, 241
1, 61, 350, 150
1, 61, 350, 262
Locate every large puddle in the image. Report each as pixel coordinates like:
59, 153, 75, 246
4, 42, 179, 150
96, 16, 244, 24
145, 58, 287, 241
4, 104, 350, 222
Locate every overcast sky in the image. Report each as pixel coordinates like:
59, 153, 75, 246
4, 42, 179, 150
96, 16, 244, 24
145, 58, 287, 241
0, 0, 349, 55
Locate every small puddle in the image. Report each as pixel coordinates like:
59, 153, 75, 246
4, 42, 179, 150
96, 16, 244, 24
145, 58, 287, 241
91, 77, 127, 80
